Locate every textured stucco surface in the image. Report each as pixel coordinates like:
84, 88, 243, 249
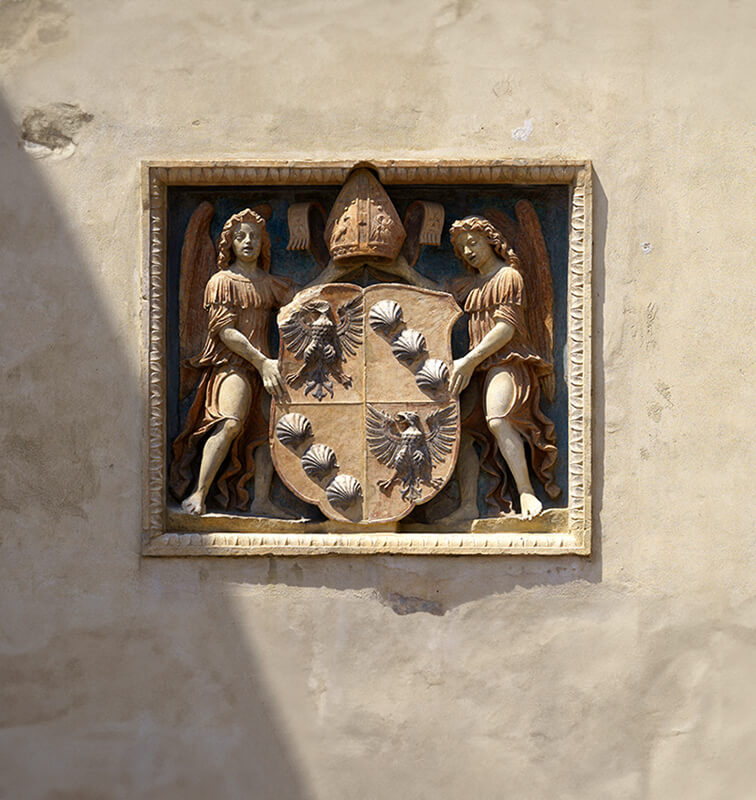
1, 1, 755, 798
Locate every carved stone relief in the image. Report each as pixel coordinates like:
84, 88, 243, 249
142, 160, 592, 556
271, 283, 460, 524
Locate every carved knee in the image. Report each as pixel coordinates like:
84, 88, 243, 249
223, 418, 244, 438
487, 417, 509, 438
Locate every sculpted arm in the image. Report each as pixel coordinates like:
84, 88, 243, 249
449, 321, 514, 396
219, 326, 285, 399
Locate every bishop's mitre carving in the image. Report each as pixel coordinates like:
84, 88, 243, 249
324, 168, 406, 265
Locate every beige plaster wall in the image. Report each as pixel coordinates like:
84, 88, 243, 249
1, 1, 754, 798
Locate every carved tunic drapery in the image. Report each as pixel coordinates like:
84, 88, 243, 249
456, 265, 560, 506
461, 267, 547, 375
169, 269, 293, 510
192, 271, 292, 369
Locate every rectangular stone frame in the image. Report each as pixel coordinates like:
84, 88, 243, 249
141, 160, 592, 556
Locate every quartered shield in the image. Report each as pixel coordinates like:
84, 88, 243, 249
271, 284, 462, 524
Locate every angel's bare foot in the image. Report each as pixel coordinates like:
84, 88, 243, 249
249, 497, 298, 519
519, 491, 542, 519
182, 492, 206, 516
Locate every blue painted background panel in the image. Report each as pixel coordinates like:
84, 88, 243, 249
166, 184, 570, 515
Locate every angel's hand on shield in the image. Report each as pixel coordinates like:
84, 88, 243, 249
260, 358, 285, 400
450, 356, 475, 396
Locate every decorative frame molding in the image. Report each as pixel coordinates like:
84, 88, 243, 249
141, 159, 592, 556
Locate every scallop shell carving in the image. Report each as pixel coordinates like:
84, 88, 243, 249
391, 328, 427, 364
301, 443, 339, 480
415, 358, 450, 393
325, 474, 363, 509
368, 299, 404, 335
275, 413, 313, 449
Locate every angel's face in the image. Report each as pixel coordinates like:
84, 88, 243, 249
232, 222, 262, 264
456, 230, 495, 272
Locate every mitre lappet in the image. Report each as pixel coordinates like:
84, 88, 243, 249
286, 168, 444, 288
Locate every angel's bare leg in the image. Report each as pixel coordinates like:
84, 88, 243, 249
444, 433, 480, 524
484, 367, 542, 519
182, 371, 250, 515
249, 395, 298, 519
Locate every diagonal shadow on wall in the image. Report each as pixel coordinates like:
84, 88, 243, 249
0, 96, 314, 800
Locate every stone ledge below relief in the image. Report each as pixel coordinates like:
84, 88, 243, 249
165, 505, 568, 535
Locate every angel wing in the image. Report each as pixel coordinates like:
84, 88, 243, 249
336, 295, 364, 357
278, 307, 313, 359
485, 201, 556, 402
423, 405, 458, 465
365, 405, 403, 467
179, 201, 216, 401
483, 206, 518, 247
401, 200, 445, 267
286, 201, 330, 269
179, 201, 275, 401
514, 200, 555, 401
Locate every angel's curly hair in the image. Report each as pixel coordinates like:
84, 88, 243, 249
449, 215, 521, 271
217, 208, 271, 271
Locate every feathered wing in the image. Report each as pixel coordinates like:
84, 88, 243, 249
424, 405, 458, 465
179, 201, 216, 401
336, 295, 364, 357
278, 308, 312, 359
513, 200, 555, 401
487, 201, 556, 402
483, 207, 518, 246
365, 405, 403, 467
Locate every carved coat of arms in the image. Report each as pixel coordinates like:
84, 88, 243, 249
271, 284, 462, 524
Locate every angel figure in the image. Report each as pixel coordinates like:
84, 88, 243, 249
169, 208, 293, 516
446, 205, 560, 521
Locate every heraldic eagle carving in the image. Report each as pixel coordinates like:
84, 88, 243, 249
279, 295, 364, 400
366, 405, 458, 502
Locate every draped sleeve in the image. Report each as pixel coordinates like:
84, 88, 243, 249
464, 266, 540, 371
206, 304, 238, 338
189, 271, 294, 367
190, 273, 249, 367
490, 268, 528, 339
204, 270, 258, 309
